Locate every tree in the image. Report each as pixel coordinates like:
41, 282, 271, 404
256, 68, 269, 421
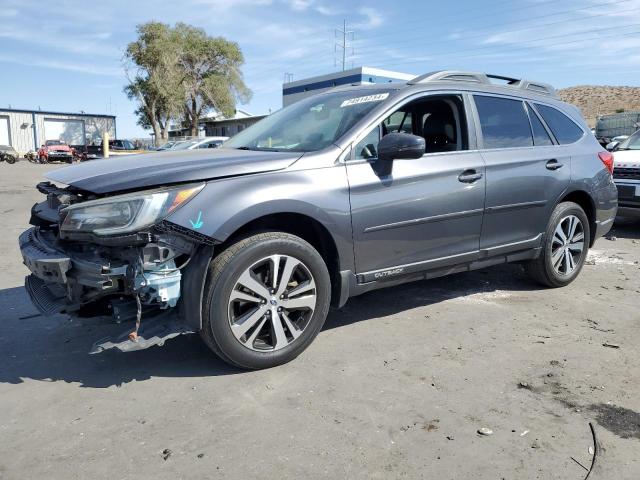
173, 23, 252, 136
123, 22, 251, 143
124, 78, 175, 143
124, 22, 183, 145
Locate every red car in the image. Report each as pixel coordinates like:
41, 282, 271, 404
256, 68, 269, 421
38, 140, 75, 163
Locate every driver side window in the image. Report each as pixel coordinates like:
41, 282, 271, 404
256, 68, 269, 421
352, 94, 468, 161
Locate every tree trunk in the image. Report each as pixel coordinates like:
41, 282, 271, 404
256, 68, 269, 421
190, 95, 198, 137
145, 104, 162, 146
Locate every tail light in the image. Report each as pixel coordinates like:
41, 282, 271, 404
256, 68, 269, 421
598, 151, 614, 175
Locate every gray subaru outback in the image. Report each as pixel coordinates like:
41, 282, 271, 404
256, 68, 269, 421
20, 71, 618, 369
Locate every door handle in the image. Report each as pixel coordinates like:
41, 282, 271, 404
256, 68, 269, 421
458, 169, 483, 183
545, 159, 563, 170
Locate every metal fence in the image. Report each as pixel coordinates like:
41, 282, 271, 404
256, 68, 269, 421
596, 112, 640, 140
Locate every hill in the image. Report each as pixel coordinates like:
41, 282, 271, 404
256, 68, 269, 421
558, 86, 640, 127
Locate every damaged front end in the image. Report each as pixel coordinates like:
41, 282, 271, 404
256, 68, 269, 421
20, 181, 213, 353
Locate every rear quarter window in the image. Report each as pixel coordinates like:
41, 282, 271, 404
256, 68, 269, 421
534, 104, 584, 144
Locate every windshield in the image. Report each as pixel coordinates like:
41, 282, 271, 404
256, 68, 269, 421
172, 140, 200, 150
46, 140, 65, 146
225, 89, 395, 152
618, 130, 640, 150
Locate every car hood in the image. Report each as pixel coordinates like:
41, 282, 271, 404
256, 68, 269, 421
613, 149, 640, 169
46, 148, 303, 194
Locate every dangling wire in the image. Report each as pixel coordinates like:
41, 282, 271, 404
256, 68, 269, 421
128, 294, 142, 342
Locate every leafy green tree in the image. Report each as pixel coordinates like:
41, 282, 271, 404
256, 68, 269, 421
124, 22, 251, 143
173, 23, 251, 136
124, 23, 183, 145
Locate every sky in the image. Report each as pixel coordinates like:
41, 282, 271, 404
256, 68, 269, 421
1, 0, 639, 138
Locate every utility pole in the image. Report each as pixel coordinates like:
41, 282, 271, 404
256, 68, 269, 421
335, 20, 354, 71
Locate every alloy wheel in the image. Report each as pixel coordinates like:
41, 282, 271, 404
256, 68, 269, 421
551, 215, 585, 276
227, 255, 317, 351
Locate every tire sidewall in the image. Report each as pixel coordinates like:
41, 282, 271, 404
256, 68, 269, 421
205, 235, 331, 369
541, 202, 590, 286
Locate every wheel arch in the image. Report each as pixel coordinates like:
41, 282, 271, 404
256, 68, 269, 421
558, 190, 597, 246
217, 212, 344, 307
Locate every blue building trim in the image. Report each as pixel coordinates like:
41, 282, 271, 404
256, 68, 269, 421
283, 74, 406, 96
283, 74, 363, 95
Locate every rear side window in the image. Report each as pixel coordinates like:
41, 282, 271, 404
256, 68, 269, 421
527, 104, 554, 146
474, 95, 533, 149
534, 104, 584, 144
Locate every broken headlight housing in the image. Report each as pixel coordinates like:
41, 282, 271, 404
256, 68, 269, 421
60, 183, 204, 236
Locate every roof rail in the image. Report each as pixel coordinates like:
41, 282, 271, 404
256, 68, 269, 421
407, 70, 558, 98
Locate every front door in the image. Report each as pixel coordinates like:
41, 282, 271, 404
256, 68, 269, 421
346, 94, 486, 279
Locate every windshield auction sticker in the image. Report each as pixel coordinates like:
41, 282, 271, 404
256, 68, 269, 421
340, 93, 389, 108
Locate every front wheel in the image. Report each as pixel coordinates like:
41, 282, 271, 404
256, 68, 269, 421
5, 154, 16, 164
526, 201, 590, 287
200, 232, 331, 369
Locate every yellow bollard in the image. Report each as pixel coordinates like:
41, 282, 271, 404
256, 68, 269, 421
103, 132, 110, 159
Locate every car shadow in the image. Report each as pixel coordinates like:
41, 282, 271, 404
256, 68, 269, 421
609, 216, 640, 240
0, 263, 538, 388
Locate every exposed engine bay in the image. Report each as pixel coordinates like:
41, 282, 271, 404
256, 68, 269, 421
20, 181, 211, 353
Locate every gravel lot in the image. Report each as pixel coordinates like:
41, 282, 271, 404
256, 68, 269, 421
1, 161, 639, 479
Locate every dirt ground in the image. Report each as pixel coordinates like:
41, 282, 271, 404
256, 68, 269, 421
1, 161, 639, 479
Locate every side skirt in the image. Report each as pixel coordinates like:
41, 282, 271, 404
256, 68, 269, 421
338, 236, 543, 303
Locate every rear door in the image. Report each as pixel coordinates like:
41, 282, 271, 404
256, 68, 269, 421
473, 94, 570, 252
347, 93, 486, 278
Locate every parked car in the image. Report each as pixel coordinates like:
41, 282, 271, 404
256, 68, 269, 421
83, 139, 145, 159
20, 70, 617, 369
155, 141, 177, 151
611, 129, 640, 217
606, 135, 629, 152
170, 137, 229, 150
596, 111, 640, 146
38, 140, 74, 163
0, 145, 18, 164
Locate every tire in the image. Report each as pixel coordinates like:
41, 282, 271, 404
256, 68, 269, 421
5, 154, 16, 164
525, 201, 590, 287
200, 232, 331, 369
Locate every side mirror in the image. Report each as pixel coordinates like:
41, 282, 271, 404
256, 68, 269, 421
606, 141, 619, 152
377, 132, 425, 162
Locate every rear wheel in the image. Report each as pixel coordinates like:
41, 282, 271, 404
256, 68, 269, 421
526, 201, 590, 287
5, 154, 16, 164
200, 232, 331, 369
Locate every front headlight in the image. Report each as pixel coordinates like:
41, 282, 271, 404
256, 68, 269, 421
60, 183, 204, 236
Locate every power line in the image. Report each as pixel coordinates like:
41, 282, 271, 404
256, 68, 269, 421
362, 0, 620, 42
308, 20, 640, 70
353, 1, 635, 55
244, 0, 639, 83
257, 0, 634, 77
367, 28, 640, 69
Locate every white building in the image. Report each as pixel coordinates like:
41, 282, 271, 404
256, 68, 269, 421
0, 108, 116, 155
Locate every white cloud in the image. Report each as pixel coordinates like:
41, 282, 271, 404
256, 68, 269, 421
0, 26, 119, 56
353, 7, 383, 29
287, 0, 313, 11
314, 4, 335, 15
0, 8, 18, 17
0, 53, 122, 76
